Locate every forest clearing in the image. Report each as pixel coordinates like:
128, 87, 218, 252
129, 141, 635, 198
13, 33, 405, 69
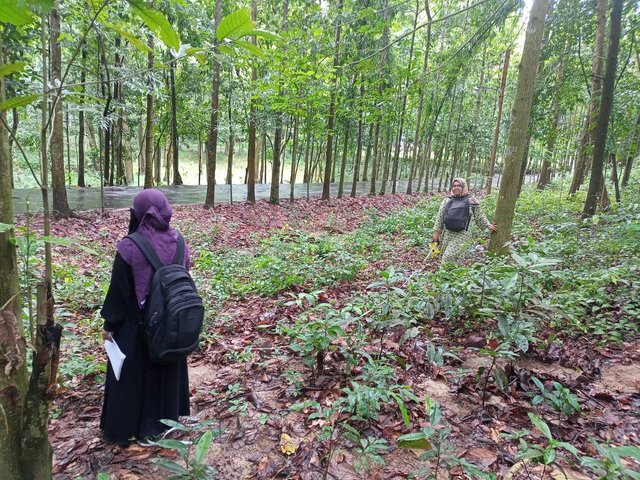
1, 0, 640, 478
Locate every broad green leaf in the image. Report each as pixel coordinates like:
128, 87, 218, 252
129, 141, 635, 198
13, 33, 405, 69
217, 45, 234, 55
390, 392, 410, 428
151, 458, 189, 475
0, 0, 35, 25
0, 222, 14, 233
102, 21, 151, 53
249, 28, 281, 41
28, 0, 53, 12
155, 439, 189, 450
0, 61, 27, 78
234, 39, 264, 58
96, 473, 110, 480
542, 447, 556, 465
0, 94, 40, 112
614, 445, 640, 461
553, 441, 579, 456
397, 432, 432, 450
159, 418, 189, 430
216, 8, 254, 40
194, 430, 213, 464
128, 0, 180, 49
528, 413, 553, 441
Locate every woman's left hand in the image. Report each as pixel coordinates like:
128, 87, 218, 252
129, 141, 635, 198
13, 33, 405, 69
488, 224, 498, 232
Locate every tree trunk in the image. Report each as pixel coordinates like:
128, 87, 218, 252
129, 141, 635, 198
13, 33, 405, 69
583, 0, 623, 217
537, 56, 565, 190
77, 47, 86, 187
337, 120, 350, 198
369, 122, 380, 195
351, 82, 365, 198
621, 110, 639, 187
289, 114, 300, 201
144, 36, 154, 188
205, 0, 223, 207
362, 122, 373, 182
487, 48, 510, 194
569, 0, 607, 195
270, 0, 290, 204
246, 0, 257, 201
391, 0, 419, 194
322, 0, 343, 200
0, 34, 27, 479
50, 3, 71, 218
170, 53, 182, 185
489, 0, 550, 253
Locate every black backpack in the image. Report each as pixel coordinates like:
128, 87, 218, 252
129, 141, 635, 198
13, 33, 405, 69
127, 232, 204, 364
443, 196, 472, 232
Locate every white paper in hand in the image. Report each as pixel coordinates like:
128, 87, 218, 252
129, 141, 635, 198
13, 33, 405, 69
104, 339, 126, 381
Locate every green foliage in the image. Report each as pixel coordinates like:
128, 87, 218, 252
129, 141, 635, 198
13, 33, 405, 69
580, 440, 640, 480
152, 419, 223, 479
530, 377, 581, 419
510, 413, 579, 469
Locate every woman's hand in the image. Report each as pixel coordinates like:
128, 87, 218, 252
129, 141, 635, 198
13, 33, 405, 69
433, 231, 440, 243
103, 330, 113, 342
488, 224, 498, 232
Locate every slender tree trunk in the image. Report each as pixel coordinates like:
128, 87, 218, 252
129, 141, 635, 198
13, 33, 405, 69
351, 82, 365, 197
467, 43, 487, 181
489, 0, 550, 253
569, 0, 607, 194
322, 0, 343, 200
205, 0, 223, 207
288, 114, 300, 201
362, 122, 373, 182
270, 0, 290, 204
170, 53, 182, 185
621, 110, 639, 187
144, 36, 154, 188
391, 0, 419, 194
50, 3, 71, 217
538, 56, 565, 190
487, 48, 510, 194
583, 0, 623, 217
246, 0, 258, 202
78, 47, 86, 187
0, 33, 27, 480
337, 120, 350, 198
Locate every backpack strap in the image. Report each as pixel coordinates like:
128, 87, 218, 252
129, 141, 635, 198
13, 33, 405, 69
173, 233, 185, 265
126, 233, 164, 271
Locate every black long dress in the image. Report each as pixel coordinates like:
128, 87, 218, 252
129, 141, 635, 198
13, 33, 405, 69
100, 253, 190, 445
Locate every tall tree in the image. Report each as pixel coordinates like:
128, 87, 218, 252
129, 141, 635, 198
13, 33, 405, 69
270, 0, 290, 204
169, 51, 183, 185
486, 48, 510, 194
50, 1, 72, 217
489, 0, 550, 253
322, 0, 343, 201
246, 0, 258, 203
144, 35, 154, 188
205, 0, 223, 207
569, 0, 607, 194
583, 0, 623, 216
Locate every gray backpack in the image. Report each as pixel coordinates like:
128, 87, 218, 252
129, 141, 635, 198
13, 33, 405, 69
444, 196, 471, 232
127, 232, 204, 364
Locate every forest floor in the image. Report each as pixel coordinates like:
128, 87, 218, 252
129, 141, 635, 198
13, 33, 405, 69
25, 190, 639, 479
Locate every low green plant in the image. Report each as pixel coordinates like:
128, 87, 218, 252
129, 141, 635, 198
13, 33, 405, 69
580, 439, 640, 479
530, 377, 581, 420
342, 424, 389, 476
152, 419, 222, 479
504, 413, 579, 478
398, 397, 494, 479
